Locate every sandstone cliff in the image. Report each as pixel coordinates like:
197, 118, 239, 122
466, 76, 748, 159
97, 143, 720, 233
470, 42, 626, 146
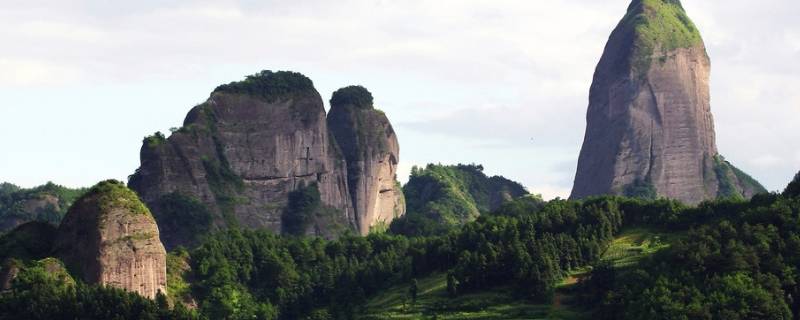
129, 71, 355, 245
55, 180, 167, 299
327, 86, 405, 234
571, 0, 765, 204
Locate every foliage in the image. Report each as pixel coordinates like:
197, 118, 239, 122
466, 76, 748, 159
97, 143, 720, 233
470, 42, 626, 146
620, 0, 703, 72
360, 273, 588, 320
202, 156, 244, 228
166, 248, 195, 307
282, 183, 322, 235
623, 178, 657, 200
0, 258, 198, 319
711, 155, 767, 199
154, 193, 214, 249
0, 222, 56, 262
784, 171, 800, 198
579, 194, 800, 319
144, 131, 167, 148
75, 179, 151, 217
330, 85, 374, 110
188, 194, 628, 319
392, 164, 528, 236
214, 70, 315, 102
0, 182, 87, 231
4, 172, 800, 319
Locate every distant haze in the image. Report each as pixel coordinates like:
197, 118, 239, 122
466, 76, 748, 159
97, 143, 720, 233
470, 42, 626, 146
1, 0, 798, 199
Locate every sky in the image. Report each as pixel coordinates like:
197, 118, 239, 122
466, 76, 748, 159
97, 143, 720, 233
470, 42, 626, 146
1, 0, 798, 200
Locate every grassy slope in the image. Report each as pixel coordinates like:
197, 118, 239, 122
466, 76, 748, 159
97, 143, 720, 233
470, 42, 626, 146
360, 273, 572, 320
361, 228, 677, 320
600, 227, 675, 267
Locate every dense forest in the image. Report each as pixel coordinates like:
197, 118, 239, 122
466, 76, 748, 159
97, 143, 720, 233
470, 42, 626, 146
390, 164, 529, 236
0, 182, 86, 232
1, 171, 799, 319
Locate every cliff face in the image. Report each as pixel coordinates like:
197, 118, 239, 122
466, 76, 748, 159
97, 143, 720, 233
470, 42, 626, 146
129, 71, 355, 244
55, 180, 167, 299
327, 86, 405, 234
571, 0, 765, 204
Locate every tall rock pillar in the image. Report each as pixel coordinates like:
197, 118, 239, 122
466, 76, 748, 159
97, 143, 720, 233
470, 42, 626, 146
571, 0, 765, 204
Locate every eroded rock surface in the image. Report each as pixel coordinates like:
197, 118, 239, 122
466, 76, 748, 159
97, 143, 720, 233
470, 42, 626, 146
571, 0, 765, 204
129, 71, 355, 245
327, 86, 405, 234
55, 180, 167, 299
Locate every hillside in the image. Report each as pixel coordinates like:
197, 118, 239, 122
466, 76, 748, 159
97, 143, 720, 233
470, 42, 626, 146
390, 164, 528, 236
0, 182, 86, 232
1, 169, 798, 319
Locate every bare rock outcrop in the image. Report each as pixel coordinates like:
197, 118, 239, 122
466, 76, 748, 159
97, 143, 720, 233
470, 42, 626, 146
571, 0, 765, 204
129, 71, 355, 245
327, 86, 406, 234
55, 180, 167, 299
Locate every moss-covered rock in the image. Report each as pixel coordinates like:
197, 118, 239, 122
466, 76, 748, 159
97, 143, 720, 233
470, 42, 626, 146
55, 180, 167, 299
623, 0, 702, 53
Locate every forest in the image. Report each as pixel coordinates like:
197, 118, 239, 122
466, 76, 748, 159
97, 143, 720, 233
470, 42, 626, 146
0, 171, 798, 319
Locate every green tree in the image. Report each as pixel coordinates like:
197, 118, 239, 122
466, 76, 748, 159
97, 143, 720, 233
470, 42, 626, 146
409, 278, 419, 304
784, 171, 800, 198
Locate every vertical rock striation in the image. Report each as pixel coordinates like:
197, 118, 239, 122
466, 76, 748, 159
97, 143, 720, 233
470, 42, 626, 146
571, 0, 765, 204
327, 86, 405, 234
55, 180, 167, 299
129, 71, 355, 245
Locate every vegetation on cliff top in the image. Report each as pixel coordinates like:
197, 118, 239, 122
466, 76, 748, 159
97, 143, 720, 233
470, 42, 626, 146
622, 0, 703, 53
330, 85, 374, 110
214, 70, 315, 102
613, 0, 704, 74
73, 180, 152, 218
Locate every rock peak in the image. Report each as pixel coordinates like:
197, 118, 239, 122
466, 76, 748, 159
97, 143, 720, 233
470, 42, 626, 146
327, 86, 405, 234
130, 71, 356, 245
571, 0, 765, 204
55, 180, 167, 299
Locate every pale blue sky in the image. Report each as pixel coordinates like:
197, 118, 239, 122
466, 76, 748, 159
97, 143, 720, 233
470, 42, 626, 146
1, 0, 798, 199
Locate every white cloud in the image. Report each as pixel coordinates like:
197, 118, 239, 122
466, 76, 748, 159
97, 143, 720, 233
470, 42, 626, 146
0, 58, 83, 86
750, 154, 785, 168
